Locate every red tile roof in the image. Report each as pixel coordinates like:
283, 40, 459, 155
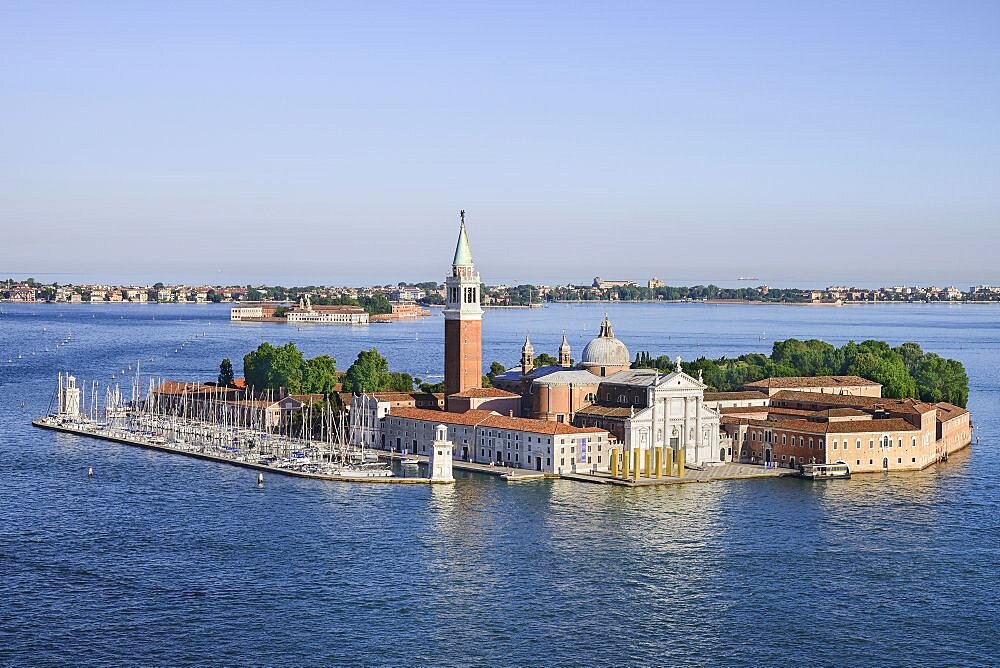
934, 402, 969, 422
450, 388, 520, 399
703, 391, 770, 401
745, 375, 880, 389
390, 407, 607, 436
771, 391, 936, 415
740, 417, 918, 434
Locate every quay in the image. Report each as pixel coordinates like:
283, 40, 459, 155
375, 448, 792, 485
32, 417, 448, 485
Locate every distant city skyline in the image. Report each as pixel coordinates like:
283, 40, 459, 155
2, 2, 998, 286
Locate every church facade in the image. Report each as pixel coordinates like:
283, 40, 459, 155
493, 316, 727, 465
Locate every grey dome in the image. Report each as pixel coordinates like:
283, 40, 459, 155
581, 337, 630, 367
580, 316, 630, 369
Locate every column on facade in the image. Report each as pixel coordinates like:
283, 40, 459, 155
683, 396, 691, 459
695, 396, 702, 463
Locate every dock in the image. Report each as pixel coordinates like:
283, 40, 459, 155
32, 418, 447, 485
561, 462, 797, 487
375, 448, 555, 481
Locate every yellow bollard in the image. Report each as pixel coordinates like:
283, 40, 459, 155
632, 449, 640, 482
654, 447, 663, 479
621, 448, 630, 479
666, 447, 674, 477
677, 448, 685, 478
644, 449, 653, 479
610, 448, 619, 477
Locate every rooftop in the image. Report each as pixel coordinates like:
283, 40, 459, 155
744, 375, 881, 389
704, 391, 770, 401
450, 387, 520, 398
390, 407, 608, 436
739, 417, 918, 434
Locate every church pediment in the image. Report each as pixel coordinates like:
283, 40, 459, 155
655, 371, 706, 392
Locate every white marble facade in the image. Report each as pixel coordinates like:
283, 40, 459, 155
619, 369, 723, 466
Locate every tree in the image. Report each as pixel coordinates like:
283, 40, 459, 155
243, 342, 306, 394
385, 371, 414, 392
418, 381, 446, 394
303, 355, 338, 394
273, 306, 290, 318
533, 353, 559, 368
153, 281, 165, 290
343, 348, 390, 394
218, 358, 235, 387
483, 360, 506, 387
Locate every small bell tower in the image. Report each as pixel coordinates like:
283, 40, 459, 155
558, 331, 571, 368
521, 335, 534, 376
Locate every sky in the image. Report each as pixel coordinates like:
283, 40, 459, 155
1, 1, 998, 288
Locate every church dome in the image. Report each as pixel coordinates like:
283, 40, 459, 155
580, 316, 630, 372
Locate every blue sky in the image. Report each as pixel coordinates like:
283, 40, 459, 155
2, 1, 998, 287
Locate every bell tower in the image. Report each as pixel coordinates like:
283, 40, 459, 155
521, 335, 534, 376
444, 210, 483, 403
558, 331, 571, 367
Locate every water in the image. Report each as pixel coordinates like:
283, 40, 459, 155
1, 303, 997, 666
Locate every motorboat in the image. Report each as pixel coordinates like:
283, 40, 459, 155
799, 461, 851, 480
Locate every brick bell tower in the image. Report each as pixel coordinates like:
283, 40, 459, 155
444, 210, 483, 405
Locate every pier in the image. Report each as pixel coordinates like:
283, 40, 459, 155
32, 417, 448, 485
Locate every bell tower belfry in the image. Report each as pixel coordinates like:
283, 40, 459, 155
558, 332, 571, 367
444, 210, 483, 402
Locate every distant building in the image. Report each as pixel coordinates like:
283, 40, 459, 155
648, 277, 664, 289
231, 305, 264, 321
592, 276, 637, 289
285, 296, 368, 324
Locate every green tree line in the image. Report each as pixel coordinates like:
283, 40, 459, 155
632, 338, 969, 407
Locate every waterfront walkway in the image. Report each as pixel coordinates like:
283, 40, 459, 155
563, 462, 797, 487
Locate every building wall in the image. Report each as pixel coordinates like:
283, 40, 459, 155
533, 383, 600, 422
448, 395, 522, 416
381, 415, 610, 474
444, 318, 482, 397
737, 423, 938, 473
938, 413, 972, 456
231, 306, 263, 320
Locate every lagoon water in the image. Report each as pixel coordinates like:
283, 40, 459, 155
1, 302, 997, 666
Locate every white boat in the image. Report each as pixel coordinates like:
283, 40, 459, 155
399, 457, 420, 465
799, 461, 851, 480
336, 463, 393, 478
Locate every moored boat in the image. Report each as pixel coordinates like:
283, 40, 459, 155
799, 461, 851, 480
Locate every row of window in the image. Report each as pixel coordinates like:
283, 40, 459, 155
749, 431, 923, 451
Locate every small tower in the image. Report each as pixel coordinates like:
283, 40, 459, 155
521, 335, 534, 376
58, 373, 81, 417
558, 331, 571, 368
428, 424, 455, 482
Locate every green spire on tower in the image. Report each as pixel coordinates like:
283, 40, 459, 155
453, 209, 474, 267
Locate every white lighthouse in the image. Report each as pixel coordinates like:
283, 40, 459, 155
428, 424, 455, 482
